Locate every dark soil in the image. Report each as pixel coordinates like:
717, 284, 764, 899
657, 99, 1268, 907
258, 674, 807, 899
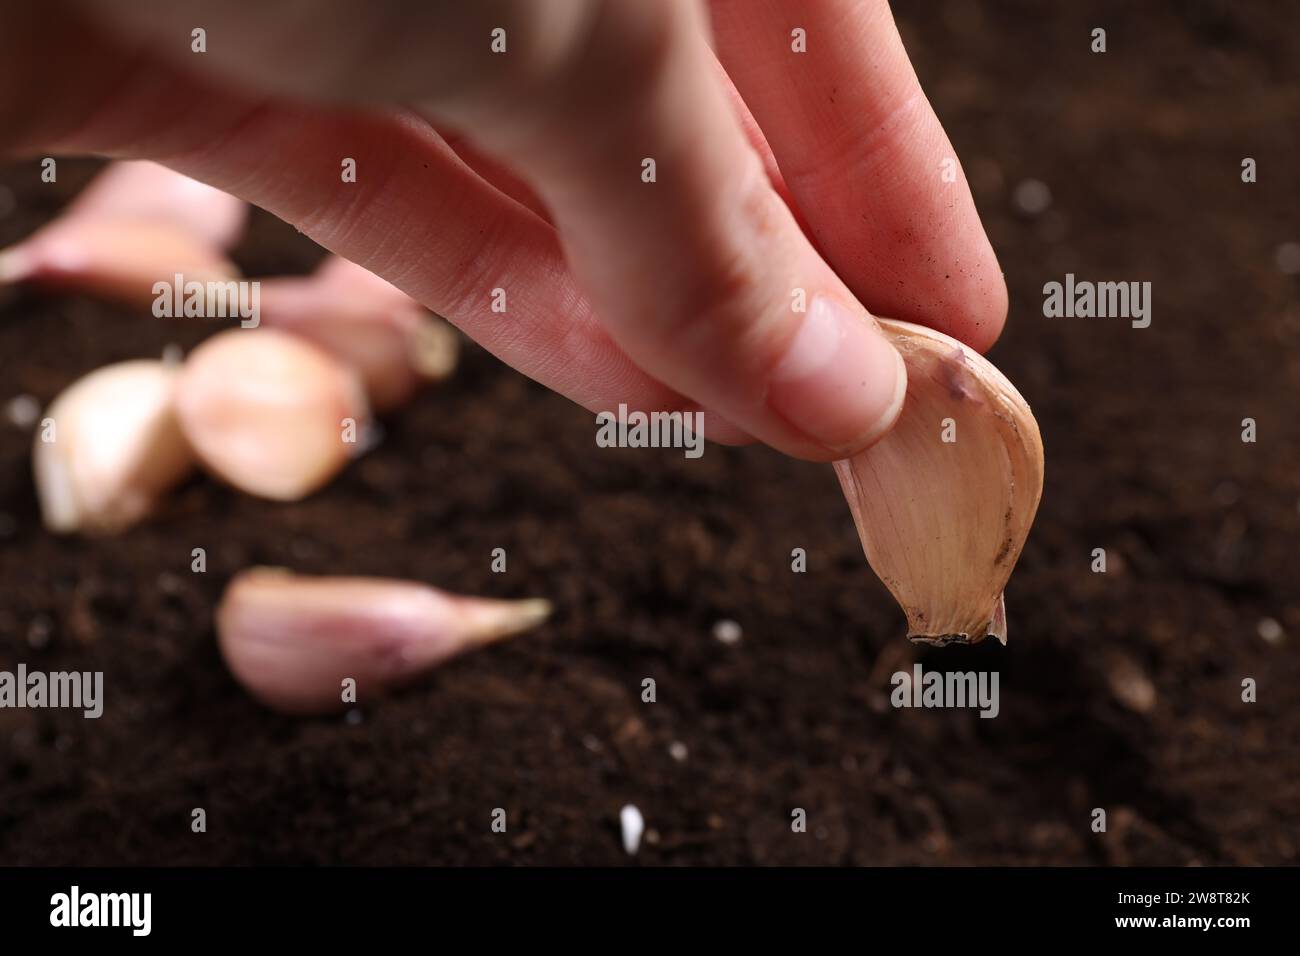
1, 0, 1297, 865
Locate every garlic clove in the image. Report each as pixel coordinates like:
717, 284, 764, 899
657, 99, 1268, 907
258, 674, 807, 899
33, 359, 195, 534
258, 257, 458, 412
0, 218, 239, 308
174, 328, 371, 501
216, 567, 553, 714
834, 319, 1044, 645
409, 314, 460, 381
313, 254, 414, 305
63, 161, 249, 250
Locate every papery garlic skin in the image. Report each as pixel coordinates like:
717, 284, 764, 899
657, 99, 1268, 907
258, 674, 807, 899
216, 568, 553, 715
33, 360, 194, 534
834, 319, 1043, 645
174, 329, 370, 501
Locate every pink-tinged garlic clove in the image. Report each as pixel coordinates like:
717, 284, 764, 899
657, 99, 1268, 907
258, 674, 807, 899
33, 359, 195, 534
216, 568, 553, 714
63, 160, 249, 250
174, 328, 371, 501
313, 255, 413, 306
0, 218, 240, 309
258, 257, 458, 412
834, 319, 1044, 645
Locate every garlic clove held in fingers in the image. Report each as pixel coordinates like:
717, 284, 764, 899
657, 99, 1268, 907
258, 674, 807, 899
834, 319, 1044, 645
33, 359, 195, 534
216, 568, 553, 714
174, 328, 371, 501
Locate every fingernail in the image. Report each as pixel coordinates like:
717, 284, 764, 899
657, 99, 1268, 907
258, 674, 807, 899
768, 295, 907, 454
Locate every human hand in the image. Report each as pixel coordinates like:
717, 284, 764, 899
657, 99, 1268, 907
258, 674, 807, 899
2, 0, 1005, 461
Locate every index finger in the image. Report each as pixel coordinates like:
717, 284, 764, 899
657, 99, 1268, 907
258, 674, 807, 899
709, 0, 1008, 352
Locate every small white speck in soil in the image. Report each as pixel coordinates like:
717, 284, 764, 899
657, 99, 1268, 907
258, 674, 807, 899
712, 619, 742, 645
619, 804, 644, 856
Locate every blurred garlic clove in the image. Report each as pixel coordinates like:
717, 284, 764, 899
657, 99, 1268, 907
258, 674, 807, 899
175, 328, 370, 500
311, 259, 460, 387
33, 359, 194, 534
834, 319, 1044, 645
313, 254, 413, 305
259, 256, 458, 412
409, 314, 460, 380
63, 160, 249, 250
257, 285, 457, 412
216, 568, 553, 714
0, 218, 239, 308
